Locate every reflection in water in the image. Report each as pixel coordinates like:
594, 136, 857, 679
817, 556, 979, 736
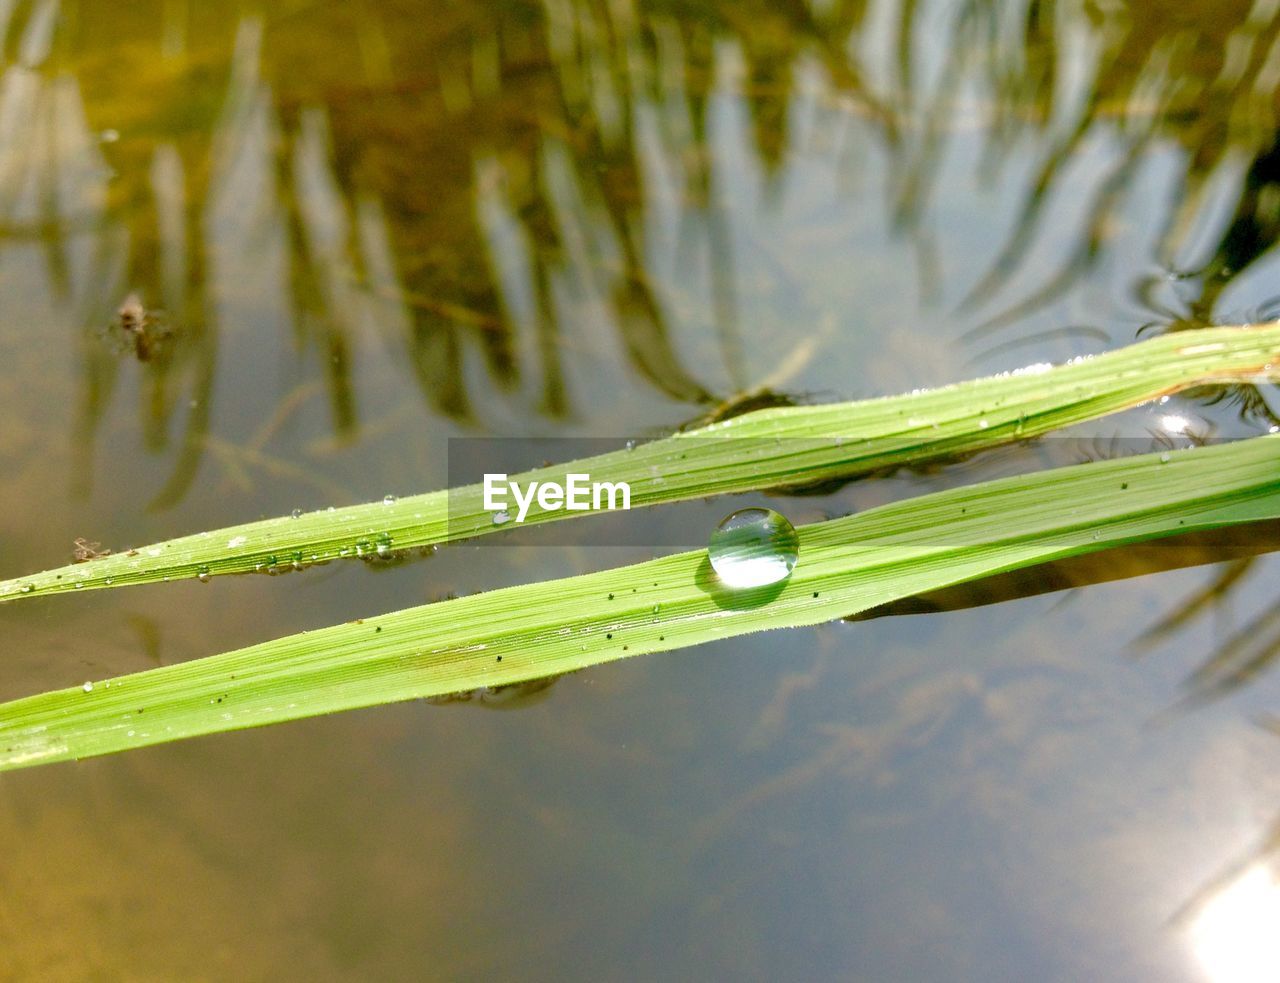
854, 522, 1280, 706
1188, 864, 1280, 983
0, 0, 1275, 507
3, 0, 1280, 978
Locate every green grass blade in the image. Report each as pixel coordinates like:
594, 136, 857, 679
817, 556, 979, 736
1, 322, 1278, 603
2, 435, 1278, 771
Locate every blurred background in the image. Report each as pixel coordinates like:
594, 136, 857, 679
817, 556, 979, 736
1, 0, 1280, 978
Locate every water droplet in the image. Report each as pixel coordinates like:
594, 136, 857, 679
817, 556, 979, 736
492, 510, 511, 525
624, 439, 636, 451
1160, 452, 1171, 463
100, 128, 119, 143
18, 583, 33, 594
708, 508, 799, 589
82, 681, 93, 693
227, 535, 248, 548
978, 419, 990, 429
196, 565, 211, 583
290, 509, 302, 519
383, 494, 397, 505
375, 533, 394, 556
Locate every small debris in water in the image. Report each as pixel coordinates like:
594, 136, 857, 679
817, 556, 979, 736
72, 538, 111, 562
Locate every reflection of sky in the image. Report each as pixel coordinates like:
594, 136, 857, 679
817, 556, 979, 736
0, 0, 1279, 978
1191, 865, 1280, 983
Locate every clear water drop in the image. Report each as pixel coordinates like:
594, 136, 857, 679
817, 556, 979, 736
624, 439, 636, 451
196, 565, 211, 583
18, 583, 34, 594
978, 419, 990, 429
82, 681, 93, 693
492, 510, 511, 525
383, 494, 397, 505
290, 509, 302, 519
709, 508, 799, 589
1160, 452, 1171, 463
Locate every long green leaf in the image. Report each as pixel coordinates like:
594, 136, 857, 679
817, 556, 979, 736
2, 322, 1278, 603
2, 435, 1278, 771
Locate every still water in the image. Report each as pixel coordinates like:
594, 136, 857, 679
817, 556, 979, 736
2, 0, 1280, 978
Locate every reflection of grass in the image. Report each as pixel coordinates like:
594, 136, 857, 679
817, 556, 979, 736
1, 326, 1279, 769
5, 0, 1280, 505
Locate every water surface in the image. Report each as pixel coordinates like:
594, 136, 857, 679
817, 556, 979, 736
2, 0, 1280, 979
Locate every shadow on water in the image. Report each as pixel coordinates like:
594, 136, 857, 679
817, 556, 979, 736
850, 521, 1280, 706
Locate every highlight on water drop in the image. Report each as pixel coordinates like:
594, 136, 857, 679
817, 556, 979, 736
708, 508, 799, 589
